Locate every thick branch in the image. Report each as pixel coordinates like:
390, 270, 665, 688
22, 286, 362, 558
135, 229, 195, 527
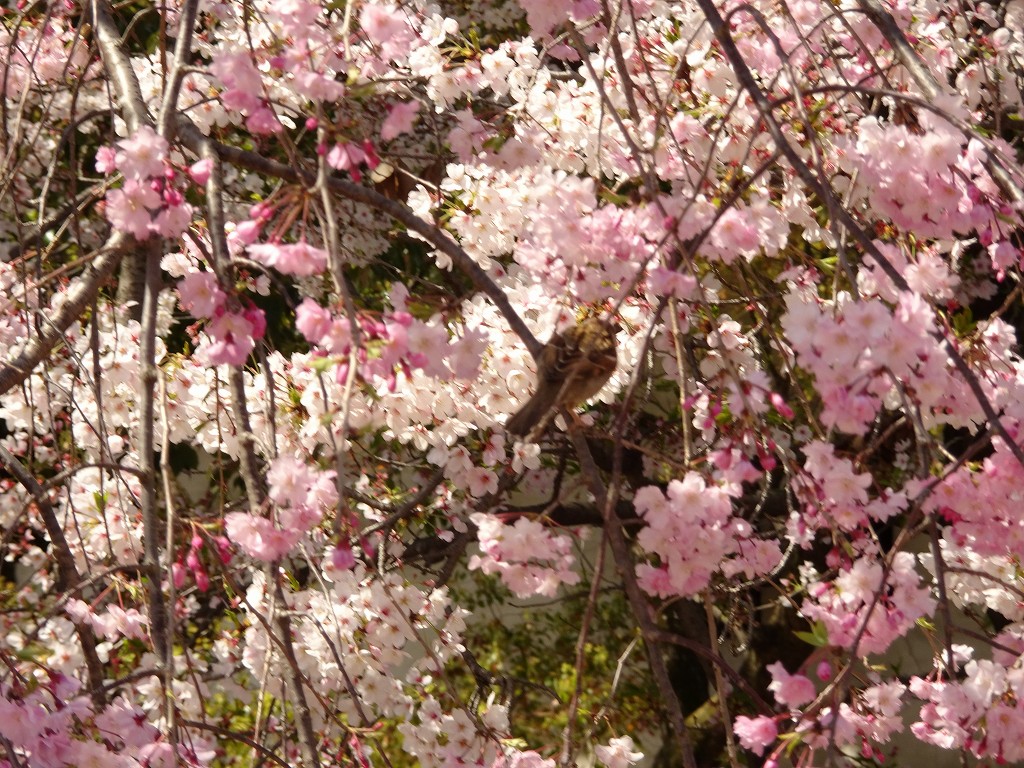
90, 0, 150, 132
0, 236, 125, 397
136, 237, 173, 670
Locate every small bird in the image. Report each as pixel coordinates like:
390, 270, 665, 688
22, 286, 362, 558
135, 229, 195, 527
506, 316, 619, 438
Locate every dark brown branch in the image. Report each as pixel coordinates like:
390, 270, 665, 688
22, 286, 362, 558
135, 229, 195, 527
156, 0, 201, 139
0, 442, 107, 705
203, 140, 321, 768
136, 234, 173, 673
179, 720, 294, 768
568, 429, 697, 768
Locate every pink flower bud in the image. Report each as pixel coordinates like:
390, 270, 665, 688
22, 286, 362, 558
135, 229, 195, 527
172, 562, 187, 589
215, 536, 233, 564
362, 140, 380, 169
331, 544, 356, 571
334, 363, 349, 386
770, 392, 795, 420
235, 221, 262, 248
816, 660, 832, 681
189, 158, 213, 185
95, 146, 117, 174
244, 307, 267, 339
194, 568, 210, 592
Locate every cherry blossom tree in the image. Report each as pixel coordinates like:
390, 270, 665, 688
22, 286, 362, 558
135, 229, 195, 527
1, 0, 1024, 766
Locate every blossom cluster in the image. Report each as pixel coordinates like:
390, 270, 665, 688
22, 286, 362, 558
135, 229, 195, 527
467, 512, 581, 598
634, 471, 782, 598
0, 678, 209, 768
97, 126, 193, 240
225, 454, 337, 560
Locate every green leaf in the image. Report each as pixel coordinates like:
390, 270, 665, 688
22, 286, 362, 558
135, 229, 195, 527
308, 356, 335, 373
794, 621, 829, 647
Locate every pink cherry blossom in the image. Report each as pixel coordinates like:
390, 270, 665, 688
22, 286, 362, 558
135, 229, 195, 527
188, 158, 212, 185
248, 241, 328, 276
95, 145, 117, 174
492, 751, 556, 768
224, 512, 302, 561
647, 266, 697, 299
326, 142, 367, 176
468, 513, 580, 598
767, 662, 816, 708
381, 100, 420, 141
594, 736, 643, 768
105, 179, 161, 238
733, 715, 778, 756
361, 3, 409, 45
115, 125, 168, 180
267, 454, 315, 507
633, 473, 779, 597
211, 50, 264, 112
516, 0, 572, 36
331, 543, 356, 571
202, 310, 262, 366
246, 107, 283, 134
150, 199, 192, 237
295, 298, 334, 344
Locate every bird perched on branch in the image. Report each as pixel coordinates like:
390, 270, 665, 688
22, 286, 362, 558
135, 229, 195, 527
505, 315, 619, 438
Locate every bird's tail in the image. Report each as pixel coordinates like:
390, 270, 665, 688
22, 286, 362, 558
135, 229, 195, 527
505, 389, 554, 437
